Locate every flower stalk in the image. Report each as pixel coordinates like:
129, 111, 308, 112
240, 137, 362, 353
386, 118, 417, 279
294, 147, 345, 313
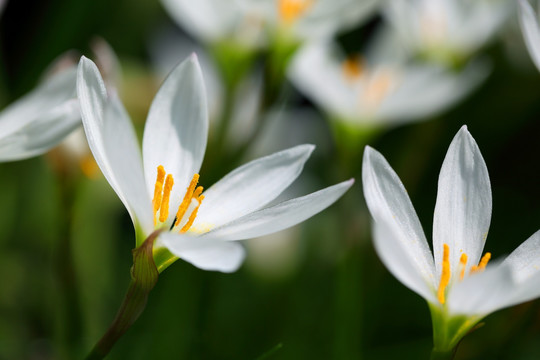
85, 231, 160, 360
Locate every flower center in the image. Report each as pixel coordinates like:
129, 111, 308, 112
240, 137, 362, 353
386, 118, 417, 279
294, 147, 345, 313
436, 243, 491, 304
152, 165, 205, 234
342, 56, 365, 81
278, 0, 313, 24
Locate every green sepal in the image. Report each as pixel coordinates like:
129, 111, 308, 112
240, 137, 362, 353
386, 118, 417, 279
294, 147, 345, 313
429, 302, 484, 358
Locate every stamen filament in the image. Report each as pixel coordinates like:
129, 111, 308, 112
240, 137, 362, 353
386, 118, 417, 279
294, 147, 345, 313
152, 165, 166, 225
459, 253, 468, 281
174, 174, 200, 226
437, 244, 451, 304
159, 174, 174, 223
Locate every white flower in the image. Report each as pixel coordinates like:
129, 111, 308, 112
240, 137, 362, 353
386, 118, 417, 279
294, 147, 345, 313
518, 0, 540, 72
160, 0, 379, 49
0, 65, 79, 162
384, 0, 511, 64
362, 125, 540, 351
289, 39, 488, 127
77, 54, 353, 273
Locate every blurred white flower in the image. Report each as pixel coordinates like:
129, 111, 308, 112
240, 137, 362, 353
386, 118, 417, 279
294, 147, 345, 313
363, 125, 540, 352
149, 27, 262, 151
160, 0, 379, 49
77, 55, 353, 273
384, 0, 511, 64
518, 0, 540, 72
0, 65, 79, 162
289, 38, 489, 127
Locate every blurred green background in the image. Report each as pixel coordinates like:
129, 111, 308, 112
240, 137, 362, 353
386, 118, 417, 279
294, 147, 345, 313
1, 0, 540, 359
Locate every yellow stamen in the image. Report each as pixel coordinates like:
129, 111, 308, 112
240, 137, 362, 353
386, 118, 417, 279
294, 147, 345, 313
159, 174, 174, 223
342, 56, 364, 80
437, 244, 451, 304
152, 165, 166, 225
180, 195, 204, 233
459, 253, 468, 281
174, 174, 200, 226
471, 252, 491, 274
278, 0, 312, 24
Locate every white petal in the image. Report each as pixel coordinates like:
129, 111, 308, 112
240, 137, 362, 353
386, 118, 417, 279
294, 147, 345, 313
0, 67, 77, 137
503, 230, 540, 281
195, 144, 315, 228
0, 67, 80, 161
362, 146, 437, 301
77, 57, 153, 234
197, 179, 354, 241
0, 99, 80, 161
379, 60, 490, 124
142, 54, 208, 224
295, 0, 379, 40
160, 0, 242, 42
519, 0, 540, 72
447, 262, 515, 316
160, 232, 245, 273
432, 126, 491, 280
497, 230, 540, 306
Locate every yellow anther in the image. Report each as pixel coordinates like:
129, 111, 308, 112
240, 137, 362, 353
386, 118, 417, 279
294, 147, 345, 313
152, 165, 166, 225
159, 174, 174, 223
180, 195, 204, 234
193, 186, 204, 200
437, 244, 451, 304
471, 252, 491, 274
459, 253, 468, 281
342, 56, 364, 80
278, 0, 312, 24
174, 174, 200, 226
478, 252, 491, 269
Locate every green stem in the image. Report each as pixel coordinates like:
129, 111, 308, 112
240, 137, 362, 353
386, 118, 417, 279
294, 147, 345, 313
85, 231, 160, 359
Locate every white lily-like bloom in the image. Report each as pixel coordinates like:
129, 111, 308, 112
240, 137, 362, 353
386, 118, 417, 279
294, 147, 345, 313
160, 0, 379, 49
362, 126, 540, 351
518, 0, 540, 72
384, 0, 511, 64
0, 65, 79, 162
289, 39, 488, 127
77, 54, 353, 273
